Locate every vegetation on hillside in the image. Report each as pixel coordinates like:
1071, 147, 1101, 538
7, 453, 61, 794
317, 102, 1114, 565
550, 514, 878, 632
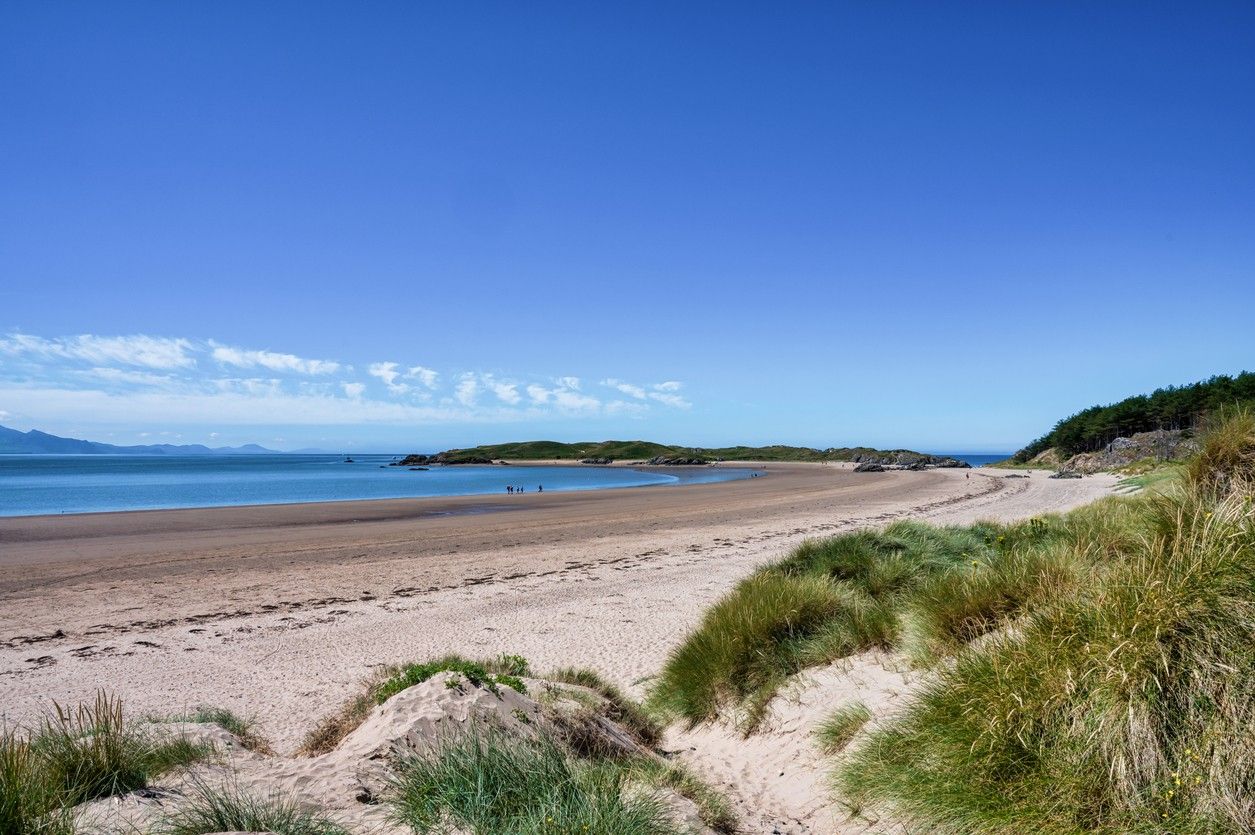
1012, 371, 1255, 462
653, 408, 1255, 833
423, 438, 942, 464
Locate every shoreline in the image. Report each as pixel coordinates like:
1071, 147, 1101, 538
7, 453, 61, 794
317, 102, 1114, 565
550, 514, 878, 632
0, 461, 769, 544
0, 460, 759, 522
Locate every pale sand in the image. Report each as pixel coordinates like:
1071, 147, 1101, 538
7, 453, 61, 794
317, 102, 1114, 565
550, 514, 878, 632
0, 463, 1118, 832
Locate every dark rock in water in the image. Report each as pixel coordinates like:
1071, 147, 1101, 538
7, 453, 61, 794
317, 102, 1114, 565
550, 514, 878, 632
393, 454, 435, 467
408, 467, 428, 471
581, 457, 613, 465
1050, 470, 1083, 479
854, 462, 886, 472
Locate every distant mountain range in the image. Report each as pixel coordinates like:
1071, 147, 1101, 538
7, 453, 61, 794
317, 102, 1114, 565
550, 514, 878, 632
0, 425, 278, 455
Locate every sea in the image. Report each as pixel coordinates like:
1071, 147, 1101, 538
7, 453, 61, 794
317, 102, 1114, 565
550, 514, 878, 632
0, 454, 757, 517
936, 453, 1012, 467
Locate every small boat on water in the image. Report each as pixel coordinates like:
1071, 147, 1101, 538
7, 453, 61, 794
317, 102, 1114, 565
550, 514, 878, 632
343, 455, 355, 463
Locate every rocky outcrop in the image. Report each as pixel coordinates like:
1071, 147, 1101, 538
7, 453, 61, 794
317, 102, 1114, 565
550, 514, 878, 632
581, 457, 613, 465
854, 457, 969, 471
1050, 470, 1083, 479
391, 453, 495, 466
850, 451, 970, 469
1060, 429, 1197, 474
646, 455, 710, 465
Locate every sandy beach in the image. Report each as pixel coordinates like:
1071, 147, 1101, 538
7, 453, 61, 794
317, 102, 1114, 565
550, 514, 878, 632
0, 463, 1118, 832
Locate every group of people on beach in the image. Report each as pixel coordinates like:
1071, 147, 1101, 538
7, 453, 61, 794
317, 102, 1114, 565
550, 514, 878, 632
505, 484, 541, 494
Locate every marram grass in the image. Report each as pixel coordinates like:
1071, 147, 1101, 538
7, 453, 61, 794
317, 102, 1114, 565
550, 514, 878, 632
387, 726, 680, 835
815, 702, 871, 754
1, 693, 212, 835
649, 515, 1118, 731
157, 781, 348, 835
832, 412, 1255, 833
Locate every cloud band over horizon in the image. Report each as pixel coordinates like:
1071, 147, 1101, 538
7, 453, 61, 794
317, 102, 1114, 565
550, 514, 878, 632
0, 333, 692, 438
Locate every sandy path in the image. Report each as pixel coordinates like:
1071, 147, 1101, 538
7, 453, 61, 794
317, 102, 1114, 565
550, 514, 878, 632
0, 465, 1116, 832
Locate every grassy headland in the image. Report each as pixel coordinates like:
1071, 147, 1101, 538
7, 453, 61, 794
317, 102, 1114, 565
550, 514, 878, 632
400, 439, 958, 465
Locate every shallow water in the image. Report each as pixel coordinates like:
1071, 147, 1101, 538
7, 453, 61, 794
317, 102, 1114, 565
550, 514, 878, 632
0, 454, 756, 517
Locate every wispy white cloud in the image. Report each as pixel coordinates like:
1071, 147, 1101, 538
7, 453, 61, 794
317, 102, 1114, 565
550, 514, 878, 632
83, 367, 180, 388
210, 341, 340, 375
368, 361, 407, 393
602, 378, 648, 400
0, 333, 196, 369
407, 365, 439, 389
455, 374, 480, 407
487, 378, 521, 405
342, 382, 366, 398
601, 377, 691, 409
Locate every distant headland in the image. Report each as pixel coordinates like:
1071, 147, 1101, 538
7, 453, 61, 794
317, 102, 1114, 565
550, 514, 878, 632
393, 440, 972, 468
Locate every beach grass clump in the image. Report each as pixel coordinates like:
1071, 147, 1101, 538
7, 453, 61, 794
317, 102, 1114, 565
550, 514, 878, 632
836, 413, 1255, 833
651, 519, 1083, 729
35, 693, 211, 806
650, 572, 876, 730
1187, 404, 1255, 493
373, 654, 528, 703
170, 707, 272, 755
300, 653, 532, 755
546, 667, 663, 748
895, 540, 1087, 665
1, 693, 211, 834
815, 702, 872, 754
651, 492, 1164, 731
388, 726, 679, 835
0, 727, 74, 835
158, 781, 348, 835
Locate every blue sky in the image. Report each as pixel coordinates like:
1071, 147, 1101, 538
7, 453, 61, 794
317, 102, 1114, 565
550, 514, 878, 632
2, 2, 1252, 453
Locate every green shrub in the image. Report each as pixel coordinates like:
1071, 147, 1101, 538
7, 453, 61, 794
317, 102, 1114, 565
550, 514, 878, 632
815, 702, 872, 754
388, 727, 680, 835
159, 781, 347, 835
374, 655, 527, 703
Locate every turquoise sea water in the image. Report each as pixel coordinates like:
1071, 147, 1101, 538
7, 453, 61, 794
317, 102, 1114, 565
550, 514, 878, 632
0, 455, 757, 517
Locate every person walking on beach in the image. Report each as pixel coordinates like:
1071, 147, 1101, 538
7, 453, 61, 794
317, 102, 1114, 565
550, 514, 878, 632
538, 484, 543, 493
507, 485, 513, 494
